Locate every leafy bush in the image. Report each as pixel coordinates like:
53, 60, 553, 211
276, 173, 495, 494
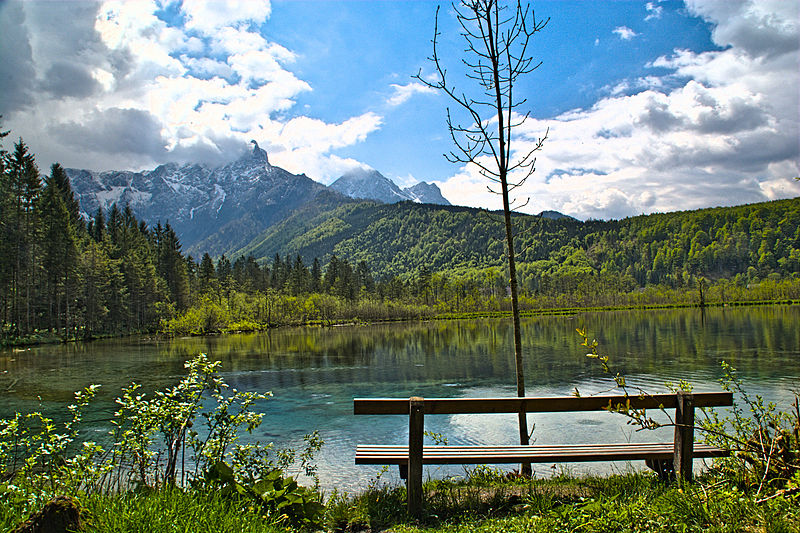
700, 362, 800, 499
577, 326, 800, 502
0, 353, 323, 527
204, 461, 324, 528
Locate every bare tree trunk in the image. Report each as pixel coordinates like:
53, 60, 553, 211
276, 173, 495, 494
418, 0, 547, 476
487, 2, 531, 473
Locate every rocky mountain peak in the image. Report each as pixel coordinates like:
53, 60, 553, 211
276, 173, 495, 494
406, 182, 450, 205
330, 168, 450, 205
245, 140, 270, 166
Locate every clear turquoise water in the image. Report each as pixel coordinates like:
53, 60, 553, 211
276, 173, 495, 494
2, 306, 798, 491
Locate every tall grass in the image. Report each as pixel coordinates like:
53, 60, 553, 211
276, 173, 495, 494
84, 488, 288, 533
341, 471, 800, 533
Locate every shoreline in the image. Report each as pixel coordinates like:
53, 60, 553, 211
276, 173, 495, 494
2, 298, 797, 348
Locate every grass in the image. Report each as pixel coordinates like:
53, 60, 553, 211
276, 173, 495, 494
85, 488, 291, 533
1, 488, 292, 533
3, 470, 798, 532
325, 469, 800, 533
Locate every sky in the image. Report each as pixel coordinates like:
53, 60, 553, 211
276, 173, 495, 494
1, 0, 798, 220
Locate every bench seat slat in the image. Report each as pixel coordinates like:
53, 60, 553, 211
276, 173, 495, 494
355, 443, 728, 465
354, 392, 733, 415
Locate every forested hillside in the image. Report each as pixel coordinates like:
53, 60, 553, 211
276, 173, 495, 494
234, 195, 800, 290
1, 129, 798, 342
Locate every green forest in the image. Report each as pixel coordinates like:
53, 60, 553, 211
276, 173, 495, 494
1, 130, 798, 343
234, 192, 800, 288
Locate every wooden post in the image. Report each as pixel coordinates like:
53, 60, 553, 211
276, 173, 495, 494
408, 396, 424, 518
673, 391, 695, 483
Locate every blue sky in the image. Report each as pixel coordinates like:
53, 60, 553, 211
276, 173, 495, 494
1, 0, 798, 219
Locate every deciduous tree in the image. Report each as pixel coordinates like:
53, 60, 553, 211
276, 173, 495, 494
417, 0, 548, 475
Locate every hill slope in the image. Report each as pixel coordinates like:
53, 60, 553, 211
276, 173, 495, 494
232, 197, 800, 286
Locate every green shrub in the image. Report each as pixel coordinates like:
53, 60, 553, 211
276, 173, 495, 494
0, 353, 323, 528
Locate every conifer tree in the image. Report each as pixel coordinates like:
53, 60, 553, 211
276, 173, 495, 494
323, 255, 340, 293
92, 208, 106, 242
158, 223, 190, 310
0, 120, 11, 330
270, 254, 286, 290
217, 254, 233, 298
107, 203, 122, 244
311, 257, 323, 293
41, 169, 79, 334
199, 253, 216, 294
245, 256, 265, 292
6, 139, 41, 334
48, 163, 82, 228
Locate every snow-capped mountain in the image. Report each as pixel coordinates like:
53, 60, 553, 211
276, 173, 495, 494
405, 181, 450, 205
329, 168, 450, 205
538, 210, 576, 221
67, 141, 329, 256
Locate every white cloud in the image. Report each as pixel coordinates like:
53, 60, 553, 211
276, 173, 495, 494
439, 0, 800, 219
387, 82, 437, 107
613, 26, 638, 40
95, 1, 185, 77
2, 0, 382, 179
182, 0, 271, 34
181, 56, 235, 80
228, 46, 298, 84
280, 113, 383, 152
684, 0, 798, 58
645, 2, 663, 21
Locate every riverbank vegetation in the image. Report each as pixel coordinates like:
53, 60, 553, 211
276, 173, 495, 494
1, 351, 798, 532
4, 468, 798, 532
2, 127, 799, 345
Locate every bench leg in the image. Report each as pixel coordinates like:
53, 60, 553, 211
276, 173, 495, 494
398, 464, 408, 480
645, 458, 673, 481
408, 397, 424, 518
673, 391, 695, 484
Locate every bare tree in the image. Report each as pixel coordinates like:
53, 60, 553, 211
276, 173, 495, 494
416, 0, 548, 475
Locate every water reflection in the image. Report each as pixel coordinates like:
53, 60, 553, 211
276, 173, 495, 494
1, 306, 798, 491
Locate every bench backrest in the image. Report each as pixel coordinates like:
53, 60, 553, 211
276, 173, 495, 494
354, 392, 733, 415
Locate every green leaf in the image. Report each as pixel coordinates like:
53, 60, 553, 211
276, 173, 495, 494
208, 460, 235, 484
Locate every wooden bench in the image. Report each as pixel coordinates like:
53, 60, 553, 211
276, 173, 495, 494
354, 392, 733, 515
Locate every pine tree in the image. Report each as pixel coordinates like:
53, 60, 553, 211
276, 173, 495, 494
80, 239, 113, 339
48, 163, 82, 228
92, 208, 106, 242
107, 203, 122, 244
217, 254, 233, 298
289, 255, 309, 295
157, 223, 190, 310
199, 253, 216, 294
40, 175, 78, 334
6, 139, 41, 334
0, 121, 12, 331
311, 257, 322, 293
323, 255, 339, 293
270, 254, 286, 290
245, 256, 265, 292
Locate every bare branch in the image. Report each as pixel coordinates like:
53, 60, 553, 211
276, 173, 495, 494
420, 1, 548, 472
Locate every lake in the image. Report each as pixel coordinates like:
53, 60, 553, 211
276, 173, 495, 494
2, 305, 798, 492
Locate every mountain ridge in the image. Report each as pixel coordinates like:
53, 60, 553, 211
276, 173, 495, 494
67, 143, 456, 257
329, 167, 450, 205
67, 144, 331, 256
